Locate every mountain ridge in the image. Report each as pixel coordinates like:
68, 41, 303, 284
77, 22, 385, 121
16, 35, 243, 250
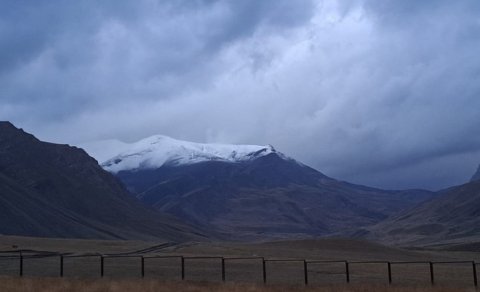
101, 135, 288, 174
100, 133, 434, 240
0, 122, 205, 241
365, 179, 480, 246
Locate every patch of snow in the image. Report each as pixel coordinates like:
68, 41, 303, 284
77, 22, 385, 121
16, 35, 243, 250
101, 135, 284, 173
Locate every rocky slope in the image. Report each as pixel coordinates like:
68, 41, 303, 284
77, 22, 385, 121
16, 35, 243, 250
366, 179, 480, 247
0, 122, 204, 241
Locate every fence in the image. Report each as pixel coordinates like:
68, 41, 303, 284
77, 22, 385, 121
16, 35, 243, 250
0, 250, 477, 287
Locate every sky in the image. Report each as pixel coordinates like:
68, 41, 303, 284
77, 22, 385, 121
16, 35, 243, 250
1, 0, 480, 191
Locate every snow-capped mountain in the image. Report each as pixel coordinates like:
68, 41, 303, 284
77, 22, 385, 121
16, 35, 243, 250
101, 135, 283, 173
96, 134, 434, 240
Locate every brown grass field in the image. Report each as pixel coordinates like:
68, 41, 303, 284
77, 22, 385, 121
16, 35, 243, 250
1, 235, 479, 290
0, 277, 477, 292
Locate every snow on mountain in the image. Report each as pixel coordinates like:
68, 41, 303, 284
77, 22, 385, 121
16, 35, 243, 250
471, 164, 480, 182
101, 135, 282, 173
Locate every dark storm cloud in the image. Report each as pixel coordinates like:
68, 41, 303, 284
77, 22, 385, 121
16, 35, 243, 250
1, 0, 479, 190
336, 0, 480, 188
0, 0, 315, 119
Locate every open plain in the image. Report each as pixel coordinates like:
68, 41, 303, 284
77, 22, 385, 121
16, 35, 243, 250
0, 236, 478, 290
0, 277, 477, 292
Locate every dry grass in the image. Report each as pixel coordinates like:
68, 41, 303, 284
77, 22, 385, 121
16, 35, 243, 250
0, 235, 155, 254
1, 236, 479, 291
0, 277, 475, 292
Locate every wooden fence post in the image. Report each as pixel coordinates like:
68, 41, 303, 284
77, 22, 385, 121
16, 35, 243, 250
304, 260, 308, 285
181, 257, 185, 280
100, 256, 104, 278
345, 261, 350, 283
60, 255, 64, 277
473, 261, 477, 288
387, 262, 392, 284
19, 254, 23, 277
429, 262, 434, 285
221, 258, 225, 282
262, 258, 267, 284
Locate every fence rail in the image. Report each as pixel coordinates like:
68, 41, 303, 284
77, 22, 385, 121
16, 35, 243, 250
0, 251, 477, 287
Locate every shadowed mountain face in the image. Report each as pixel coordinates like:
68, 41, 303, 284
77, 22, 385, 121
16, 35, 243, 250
114, 149, 433, 240
367, 179, 480, 246
0, 122, 204, 241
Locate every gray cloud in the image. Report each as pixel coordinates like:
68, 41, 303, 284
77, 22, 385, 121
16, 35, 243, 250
1, 0, 479, 190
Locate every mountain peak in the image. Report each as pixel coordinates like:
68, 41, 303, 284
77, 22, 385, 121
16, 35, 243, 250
0, 121, 25, 134
471, 164, 480, 182
0, 121, 15, 128
0, 121, 38, 144
101, 135, 284, 173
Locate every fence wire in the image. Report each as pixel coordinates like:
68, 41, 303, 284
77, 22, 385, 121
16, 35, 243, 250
0, 251, 477, 287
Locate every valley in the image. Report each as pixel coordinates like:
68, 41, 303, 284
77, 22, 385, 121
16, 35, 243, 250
1, 122, 480, 290
2, 1, 478, 290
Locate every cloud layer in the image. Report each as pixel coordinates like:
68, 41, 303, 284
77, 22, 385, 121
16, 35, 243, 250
2, 0, 480, 190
